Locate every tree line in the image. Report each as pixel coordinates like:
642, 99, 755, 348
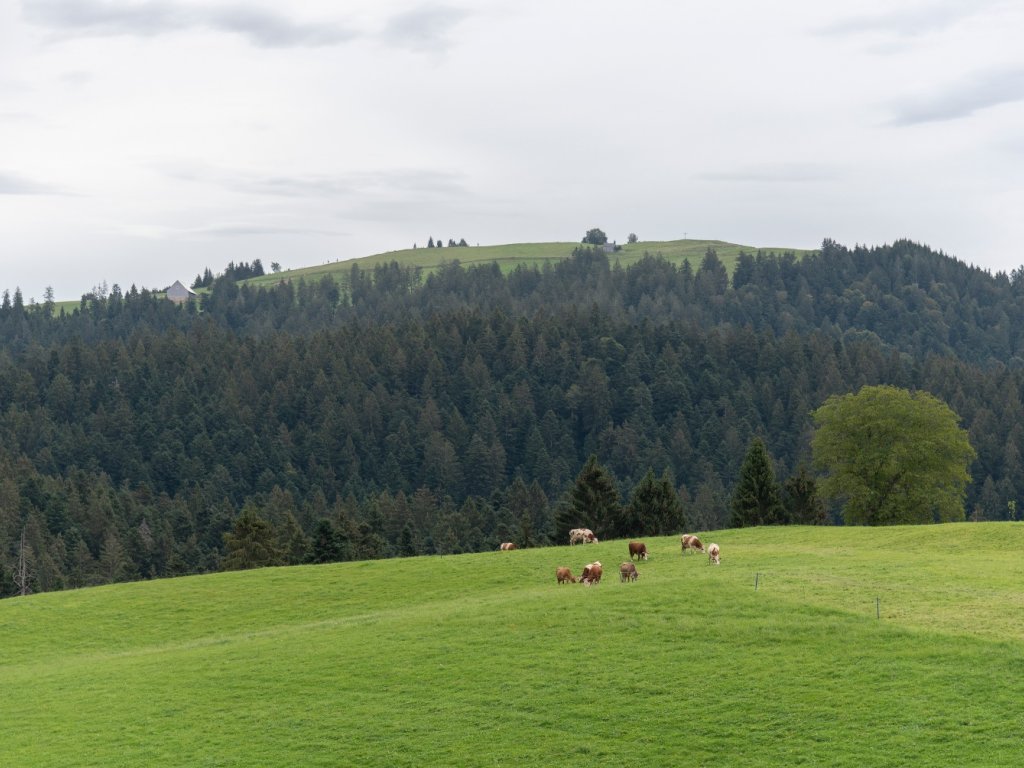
1, 240, 1023, 596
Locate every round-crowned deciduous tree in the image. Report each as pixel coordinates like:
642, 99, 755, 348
582, 228, 608, 246
811, 385, 975, 525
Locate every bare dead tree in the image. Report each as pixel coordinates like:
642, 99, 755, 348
14, 528, 31, 597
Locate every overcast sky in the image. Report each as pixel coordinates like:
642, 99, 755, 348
3, 0, 1024, 300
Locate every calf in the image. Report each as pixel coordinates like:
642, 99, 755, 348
707, 543, 721, 565
555, 566, 577, 584
680, 534, 705, 555
580, 561, 603, 585
628, 541, 649, 561
619, 561, 638, 582
498, 542, 517, 551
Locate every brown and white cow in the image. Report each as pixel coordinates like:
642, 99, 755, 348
569, 528, 598, 545
619, 561, 638, 582
680, 534, 705, 555
498, 542, 517, 551
707, 543, 721, 565
555, 566, 577, 584
628, 541, 649, 561
580, 561, 603, 585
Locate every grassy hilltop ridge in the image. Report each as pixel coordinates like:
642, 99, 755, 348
241, 237, 815, 289
2, 523, 1023, 766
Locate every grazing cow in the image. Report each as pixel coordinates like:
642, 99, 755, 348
628, 541, 649, 561
569, 528, 598, 545
555, 566, 577, 584
707, 543, 721, 565
619, 561, 638, 582
498, 542, 517, 551
680, 534, 705, 555
580, 561, 603, 585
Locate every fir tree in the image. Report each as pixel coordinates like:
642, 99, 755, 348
222, 506, 282, 570
730, 438, 786, 527
783, 465, 826, 525
625, 468, 685, 536
310, 519, 344, 563
557, 455, 622, 540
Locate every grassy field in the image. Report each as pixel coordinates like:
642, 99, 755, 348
3, 523, 1021, 767
241, 238, 814, 290
46, 238, 813, 306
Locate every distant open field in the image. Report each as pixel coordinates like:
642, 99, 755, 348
241, 238, 815, 290
2, 523, 1022, 767
45, 238, 813, 307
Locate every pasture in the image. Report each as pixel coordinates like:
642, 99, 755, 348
239, 238, 814, 290
2, 523, 1023, 766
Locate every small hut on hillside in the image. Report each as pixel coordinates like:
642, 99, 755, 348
166, 280, 197, 304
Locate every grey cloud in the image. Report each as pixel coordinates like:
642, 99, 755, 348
890, 66, 1024, 125
162, 164, 469, 220
171, 165, 468, 199
23, 0, 357, 48
699, 163, 837, 183
184, 224, 348, 238
60, 71, 93, 87
380, 4, 470, 51
815, 0, 995, 39
23, 0, 192, 36
0, 171, 62, 194
204, 6, 356, 47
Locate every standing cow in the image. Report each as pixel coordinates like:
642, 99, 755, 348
628, 541, 649, 561
707, 543, 721, 565
569, 528, 599, 545
680, 534, 705, 555
619, 561, 638, 582
498, 542, 517, 551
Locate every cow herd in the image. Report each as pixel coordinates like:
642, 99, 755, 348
537, 529, 722, 586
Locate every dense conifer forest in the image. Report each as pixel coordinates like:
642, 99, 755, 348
3, 239, 1024, 595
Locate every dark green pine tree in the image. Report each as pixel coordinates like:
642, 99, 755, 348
309, 519, 345, 563
398, 522, 419, 557
625, 468, 686, 536
556, 455, 622, 540
730, 438, 786, 527
222, 505, 283, 570
783, 465, 827, 525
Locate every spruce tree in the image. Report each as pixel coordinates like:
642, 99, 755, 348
730, 438, 786, 527
626, 468, 685, 536
222, 506, 282, 570
783, 465, 826, 525
557, 455, 621, 540
310, 519, 344, 563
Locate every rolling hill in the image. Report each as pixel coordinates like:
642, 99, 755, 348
239, 237, 814, 289
3, 523, 1022, 767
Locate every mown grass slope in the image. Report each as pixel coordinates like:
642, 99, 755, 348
241, 238, 814, 290
3, 523, 1022, 767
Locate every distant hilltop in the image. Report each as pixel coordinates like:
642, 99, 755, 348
238, 237, 815, 290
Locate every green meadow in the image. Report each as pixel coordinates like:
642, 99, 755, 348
3, 523, 1021, 767
241, 238, 814, 290
43, 238, 813, 306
